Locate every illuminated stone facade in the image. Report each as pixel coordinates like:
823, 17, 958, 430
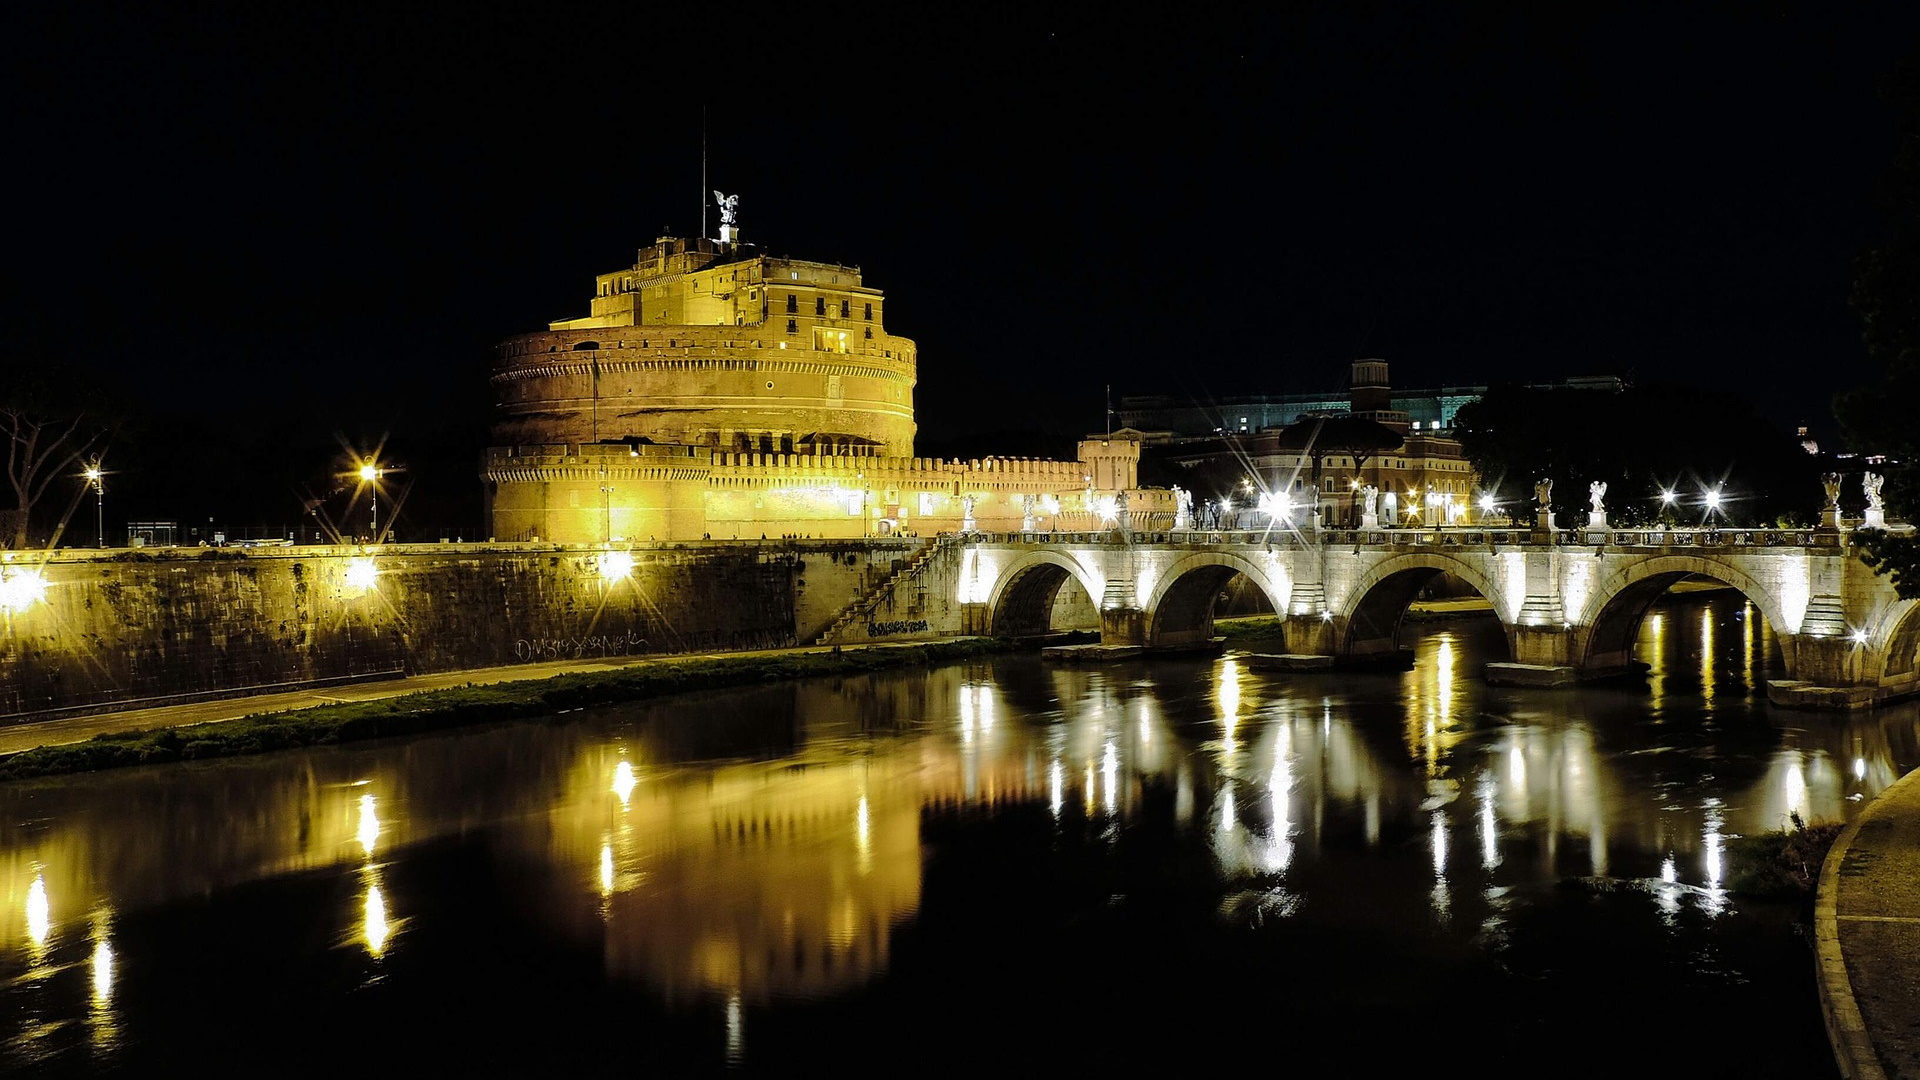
485, 235, 1147, 542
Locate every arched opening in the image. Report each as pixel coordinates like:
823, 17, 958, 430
1150, 564, 1247, 647
991, 563, 1097, 639
1883, 603, 1920, 679
1344, 567, 1503, 669
1584, 573, 1785, 695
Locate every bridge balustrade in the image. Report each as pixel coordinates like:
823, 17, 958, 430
962, 525, 1839, 551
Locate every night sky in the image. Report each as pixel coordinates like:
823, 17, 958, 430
9, 3, 1920, 533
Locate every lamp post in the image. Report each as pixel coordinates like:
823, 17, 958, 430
84, 462, 104, 547
359, 462, 380, 542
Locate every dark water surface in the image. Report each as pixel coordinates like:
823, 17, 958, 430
5, 591, 1918, 1077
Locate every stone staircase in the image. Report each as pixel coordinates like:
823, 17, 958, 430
814, 537, 946, 645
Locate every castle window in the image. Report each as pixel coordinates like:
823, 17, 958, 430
787, 294, 797, 313
864, 303, 872, 320
787, 319, 797, 334
815, 297, 826, 316
864, 327, 872, 339
840, 300, 849, 318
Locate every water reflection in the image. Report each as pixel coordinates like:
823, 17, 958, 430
0, 591, 1914, 1073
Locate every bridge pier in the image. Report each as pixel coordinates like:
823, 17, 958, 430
1100, 606, 1146, 646
1487, 625, 1579, 687
1282, 613, 1338, 656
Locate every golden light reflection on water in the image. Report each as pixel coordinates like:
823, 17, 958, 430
1701, 607, 1716, 704
1, 609, 1914, 1044
1647, 610, 1666, 710
90, 915, 119, 1054
26, 873, 50, 956
357, 793, 380, 856
362, 870, 390, 958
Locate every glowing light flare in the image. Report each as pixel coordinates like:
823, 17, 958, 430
599, 843, 615, 897
612, 760, 637, 805
600, 550, 636, 582
0, 569, 49, 613
1050, 759, 1064, 817
343, 558, 378, 592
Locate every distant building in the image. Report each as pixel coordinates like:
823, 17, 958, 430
484, 226, 1154, 542
1148, 360, 1484, 527
1118, 371, 1622, 441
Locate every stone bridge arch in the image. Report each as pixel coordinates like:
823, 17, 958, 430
983, 550, 1104, 639
1335, 552, 1511, 661
1576, 555, 1796, 679
1140, 551, 1288, 647
1868, 599, 1920, 686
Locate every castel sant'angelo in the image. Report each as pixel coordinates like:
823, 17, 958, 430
482, 197, 1150, 543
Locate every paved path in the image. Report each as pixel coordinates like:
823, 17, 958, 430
0, 649, 842, 759
1819, 765, 1920, 1079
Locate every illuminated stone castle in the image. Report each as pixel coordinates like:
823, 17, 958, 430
484, 224, 1148, 542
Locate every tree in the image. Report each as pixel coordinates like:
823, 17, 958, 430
1452, 382, 1820, 528
1, 393, 113, 549
1838, 53, 1920, 594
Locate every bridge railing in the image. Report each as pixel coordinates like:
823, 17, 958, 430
957, 526, 1847, 550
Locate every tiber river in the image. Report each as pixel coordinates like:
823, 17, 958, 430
4, 589, 1915, 1077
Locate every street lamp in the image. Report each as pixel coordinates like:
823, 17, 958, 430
1702, 484, 1723, 525
359, 462, 381, 542
83, 461, 104, 548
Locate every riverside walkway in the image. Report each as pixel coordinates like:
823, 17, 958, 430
0, 641, 1913, 1078
1820, 765, 1920, 1079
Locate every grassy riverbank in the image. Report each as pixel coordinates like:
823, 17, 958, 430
0, 637, 1048, 782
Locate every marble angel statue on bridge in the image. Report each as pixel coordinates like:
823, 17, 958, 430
1865, 471, 1885, 512
1588, 481, 1607, 514
1823, 473, 1844, 510
1534, 478, 1552, 509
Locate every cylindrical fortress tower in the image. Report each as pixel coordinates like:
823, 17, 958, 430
489, 236, 917, 455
